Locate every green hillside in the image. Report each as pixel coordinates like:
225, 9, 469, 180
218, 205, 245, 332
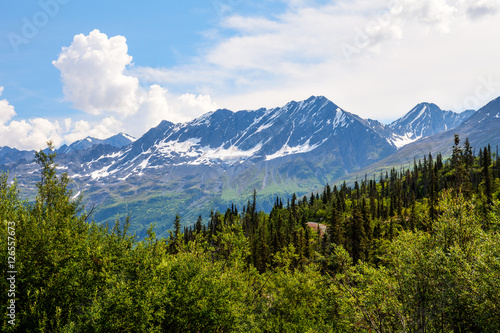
1, 136, 500, 331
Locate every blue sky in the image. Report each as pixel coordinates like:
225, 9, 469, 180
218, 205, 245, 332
1, 0, 500, 149
1, 1, 244, 117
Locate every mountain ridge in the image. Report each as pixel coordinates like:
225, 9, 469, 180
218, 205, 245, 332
343, 97, 500, 184
0, 95, 487, 238
388, 102, 474, 147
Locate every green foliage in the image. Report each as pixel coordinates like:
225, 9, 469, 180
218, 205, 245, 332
338, 191, 500, 332
1, 139, 499, 332
259, 260, 340, 332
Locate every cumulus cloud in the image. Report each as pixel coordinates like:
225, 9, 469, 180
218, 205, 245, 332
124, 87, 217, 134
0, 117, 63, 151
2, 29, 219, 150
7, 1, 500, 149
53, 29, 140, 116
0, 84, 128, 150
0, 87, 16, 124
62, 117, 122, 144
0, 87, 64, 150
132, 0, 500, 120
52, 29, 218, 137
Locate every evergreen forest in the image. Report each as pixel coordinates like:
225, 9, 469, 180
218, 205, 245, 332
1, 135, 500, 332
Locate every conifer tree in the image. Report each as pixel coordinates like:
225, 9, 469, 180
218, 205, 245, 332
483, 146, 493, 205
452, 134, 466, 194
168, 214, 182, 253
348, 203, 365, 264
195, 215, 203, 234
328, 200, 343, 246
464, 137, 473, 169
429, 163, 438, 222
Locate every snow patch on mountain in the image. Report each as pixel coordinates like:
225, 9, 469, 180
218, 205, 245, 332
90, 165, 113, 180
255, 122, 273, 133
408, 105, 428, 127
71, 191, 81, 200
120, 133, 136, 142
157, 138, 201, 158
265, 138, 324, 161
190, 143, 263, 165
331, 108, 349, 129
389, 133, 421, 149
135, 156, 152, 176
191, 112, 214, 126
152, 136, 265, 166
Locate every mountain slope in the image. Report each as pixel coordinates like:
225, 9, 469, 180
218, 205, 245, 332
57, 132, 135, 154
0, 146, 35, 165
347, 97, 500, 181
3, 95, 490, 238
388, 102, 474, 148
40, 96, 399, 236
0, 133, 135, 167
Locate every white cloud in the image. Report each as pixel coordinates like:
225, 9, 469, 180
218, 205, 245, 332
387, 0, 500, 32
123, 87, 217, 135
3, 29, 220, 150
6, 1, 500, 150
131, 0, 500, 121
0, 87, 64, 150
465, 0, 500, 19
53, 29, 140, 116
0, 87, 16, 124
0, 118, 63, 151
1, 84, 125, 150
175, 93, 218, 121
52, 29, 218, 138
62, 117, 122, 144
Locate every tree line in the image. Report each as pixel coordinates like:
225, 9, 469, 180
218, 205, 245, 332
1, 136, 499, 332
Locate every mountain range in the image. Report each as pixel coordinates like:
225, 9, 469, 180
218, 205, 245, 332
2, 95, 497, 238
388, 102, 474, 147
57, 132, 135, 154
351, 96, 500, 179
0, 132, 134, 166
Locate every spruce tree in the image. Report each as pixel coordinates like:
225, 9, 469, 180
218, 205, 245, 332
483, 146, 493, 205
195, 215, 203, 234
348, 203, 365, 264
451, 134, 466, 194
328, 200, 343, 246
429, 163, 438, 222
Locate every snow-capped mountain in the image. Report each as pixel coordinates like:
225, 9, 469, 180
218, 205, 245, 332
2, 96, 400, 236
0, 146, 34, 165
1, 95, 487, 238
93, 96, 395, 175
389, 102, 474, 147
57, 132, 135, 154
0, 133, 135, 167
453, 96, 500, 148
351, 97, 500, 178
